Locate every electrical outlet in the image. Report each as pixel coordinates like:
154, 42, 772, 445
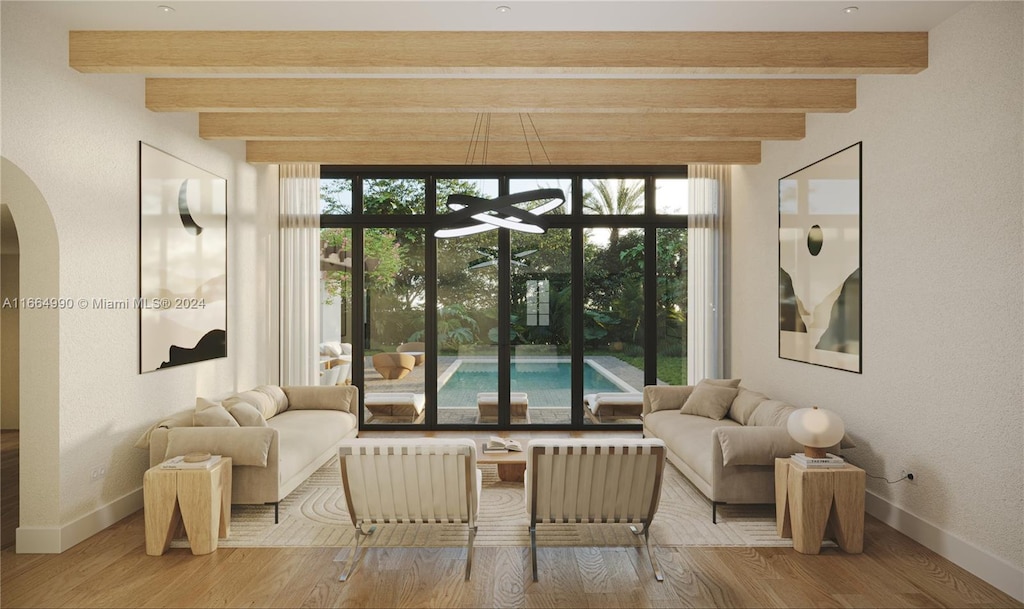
901, 469, 916, 483
90, 466, 106, 481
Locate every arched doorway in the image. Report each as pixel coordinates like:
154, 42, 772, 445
1, 203, 20, 548
1, 157, 61, 552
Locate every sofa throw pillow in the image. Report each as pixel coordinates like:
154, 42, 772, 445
679, 380, 740, 420
224, 390, 278, 420
194, 397, 240, 428
320, 342, 343, 357
728, 387, 769, 425
226, 401, 268, 427
702, 378, 742, 388
254, 385, 288, 416
747, 399, 796, 427
643, 385, 694, 413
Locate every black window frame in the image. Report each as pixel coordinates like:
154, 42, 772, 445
320, 165, 688, 431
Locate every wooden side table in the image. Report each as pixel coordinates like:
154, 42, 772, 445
775, 457, 865, 554
144, 457, 232, 556
476, 445, 527, 482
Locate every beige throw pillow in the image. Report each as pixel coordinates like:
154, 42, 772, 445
226, 401, 268, 427
702, 378, 742, 388
254, 385, 288, 416
679, 380, 740, 420
194, 397, 239, 427
747, 399, 796, 427
728, 387, 769, 425
643, 385, 695, 413
224, 390, 278, 420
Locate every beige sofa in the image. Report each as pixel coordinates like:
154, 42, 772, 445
137, 384, 359, 522
642, 381, 846, 523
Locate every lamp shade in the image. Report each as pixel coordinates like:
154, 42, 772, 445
787, 407, 844, 458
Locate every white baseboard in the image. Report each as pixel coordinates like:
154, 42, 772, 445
866, 491, 1024, 603
16, 488, 143, 554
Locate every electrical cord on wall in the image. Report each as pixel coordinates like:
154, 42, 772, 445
845, 459, 914, 483
864, 471, 913, 484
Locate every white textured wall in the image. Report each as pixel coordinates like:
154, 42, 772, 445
1, 2, 277, 528
731, 1, 1023, 574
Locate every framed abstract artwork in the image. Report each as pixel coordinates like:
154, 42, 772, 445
139, 143, 227, 373
778, 142, 861, 373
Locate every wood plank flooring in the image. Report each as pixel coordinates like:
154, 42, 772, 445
1, 500, 1020, 607
1, 429, 1019, 608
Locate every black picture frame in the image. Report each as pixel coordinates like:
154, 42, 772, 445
778, 142, 862, 373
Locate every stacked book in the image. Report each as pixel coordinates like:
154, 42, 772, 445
791, 453, 845, 469
160, 455, 222, 469
482, 436, 523, 453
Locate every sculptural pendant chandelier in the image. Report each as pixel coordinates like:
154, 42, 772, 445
434, 113, 566, 238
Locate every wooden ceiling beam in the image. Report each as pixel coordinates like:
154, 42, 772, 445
71, 31, 927, 74
148, 78, 856, 113
200, 112, 805, 142
245, 140, 762, 165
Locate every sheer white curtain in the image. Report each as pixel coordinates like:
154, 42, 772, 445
687, 164, 730, 383
280, 163, 321, 386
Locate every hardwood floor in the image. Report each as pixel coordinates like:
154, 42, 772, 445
1, 430, 18, 550
1, 496, 1019, 607
0, 430, 1018, 607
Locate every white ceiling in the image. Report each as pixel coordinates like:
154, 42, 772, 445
18, 0, 969, 32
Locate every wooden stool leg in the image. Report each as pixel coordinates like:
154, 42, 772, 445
144, 470, 181, 556
178, 471, 219, 555
218, 465, 232, 539
775, 459, 792, 539
789, 466, 833, 554
829, 469, 865, 553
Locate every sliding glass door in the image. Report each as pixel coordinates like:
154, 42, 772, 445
319, 169, 689, 431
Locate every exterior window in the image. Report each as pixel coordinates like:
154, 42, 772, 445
582, 178, 645, 215
319, 169, 689, 430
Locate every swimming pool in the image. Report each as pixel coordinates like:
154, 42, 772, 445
437, 359, 636, 408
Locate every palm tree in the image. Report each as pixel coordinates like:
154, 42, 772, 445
582, 179, 644, 250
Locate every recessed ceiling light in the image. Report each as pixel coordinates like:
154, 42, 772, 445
496, 5, 511, 13
157, 5, 175, 13
842, 6, 859, 14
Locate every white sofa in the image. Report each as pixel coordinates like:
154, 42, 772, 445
138, 384, 359, 522
642, 381, 847, 523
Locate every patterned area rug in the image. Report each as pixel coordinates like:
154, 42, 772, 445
174, 458, 791, 549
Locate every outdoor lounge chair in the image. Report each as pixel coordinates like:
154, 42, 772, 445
476, 392, 530, 423
363, 392, 426, 423
525, 438, 667, 582
337, 438, 480, 581
583, 392, 644, 423
371, 352, 416, 380
396, 341, 426, 366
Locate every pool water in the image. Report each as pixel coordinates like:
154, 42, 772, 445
437, 360, 625, 407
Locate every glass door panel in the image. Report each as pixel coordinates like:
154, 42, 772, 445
656, 228, 688, 386
362, 227, 426, 425
320, 227, 354, 387
436, 230, 499, 425
509, 228, 572, 426
583, 227, 645, 424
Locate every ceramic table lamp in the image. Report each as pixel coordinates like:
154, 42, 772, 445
787, 406, 844, 458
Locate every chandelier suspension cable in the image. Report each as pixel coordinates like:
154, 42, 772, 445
518, 113, 535, 165
525, 113, 553, 165
465, 112, 484, 165
483, 112, 491, 165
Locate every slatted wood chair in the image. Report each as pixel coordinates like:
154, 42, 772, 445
526, 438, 668, 581
336, 438, 480, 582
